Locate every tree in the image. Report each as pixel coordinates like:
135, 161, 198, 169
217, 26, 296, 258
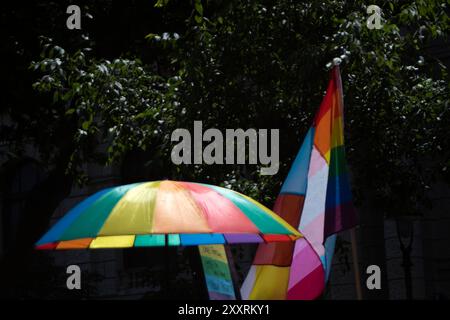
29, 0, 449, 211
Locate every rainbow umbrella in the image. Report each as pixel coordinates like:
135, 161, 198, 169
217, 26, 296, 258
35, 180, 301, 250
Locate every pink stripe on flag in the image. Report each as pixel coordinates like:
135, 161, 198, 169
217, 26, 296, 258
287, 263, 325, 300
307, 147, 328, 178
299, 213, 326, 258
288, 238, 323, 290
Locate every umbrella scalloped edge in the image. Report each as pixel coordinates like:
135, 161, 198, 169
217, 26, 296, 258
35, 233, 301, 250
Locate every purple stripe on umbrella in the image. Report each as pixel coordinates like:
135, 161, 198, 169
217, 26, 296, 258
224, 234, 263, 244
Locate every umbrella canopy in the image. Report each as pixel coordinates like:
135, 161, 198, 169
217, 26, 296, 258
36, 180, 301, 250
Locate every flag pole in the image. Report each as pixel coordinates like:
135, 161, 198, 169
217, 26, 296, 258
336, 61, 362, 300
350, 227, 363, 300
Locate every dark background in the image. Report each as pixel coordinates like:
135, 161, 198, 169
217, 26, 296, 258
0, 0, 449, 299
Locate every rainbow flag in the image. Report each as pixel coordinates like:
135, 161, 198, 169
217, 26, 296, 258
241, 65, 357, 300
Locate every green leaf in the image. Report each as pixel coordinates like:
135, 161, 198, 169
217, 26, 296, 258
195, 15, 203, 24
195, 0, 203, 16
145, 33, 158, 40
81, 120, 91, 130
154, 0, 170, 8
53, 91, 59, 103
62, 91, 73, 101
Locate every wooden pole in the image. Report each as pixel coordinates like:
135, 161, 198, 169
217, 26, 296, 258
350, 227, 363, 300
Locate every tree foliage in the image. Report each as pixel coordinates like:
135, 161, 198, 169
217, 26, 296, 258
31, 38, 181, 180
13, 0, 450, 216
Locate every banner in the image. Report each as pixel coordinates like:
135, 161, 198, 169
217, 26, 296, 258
199, 245, 236, 300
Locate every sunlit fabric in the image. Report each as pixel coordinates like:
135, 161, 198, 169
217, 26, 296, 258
56, 238, 93, 249
90, 235, 135, 248
167, 234, 181, 246
241, 66, 357, 300
134, 234, 165, 247
180, 234, 226, 246
36, 181, 301, 249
